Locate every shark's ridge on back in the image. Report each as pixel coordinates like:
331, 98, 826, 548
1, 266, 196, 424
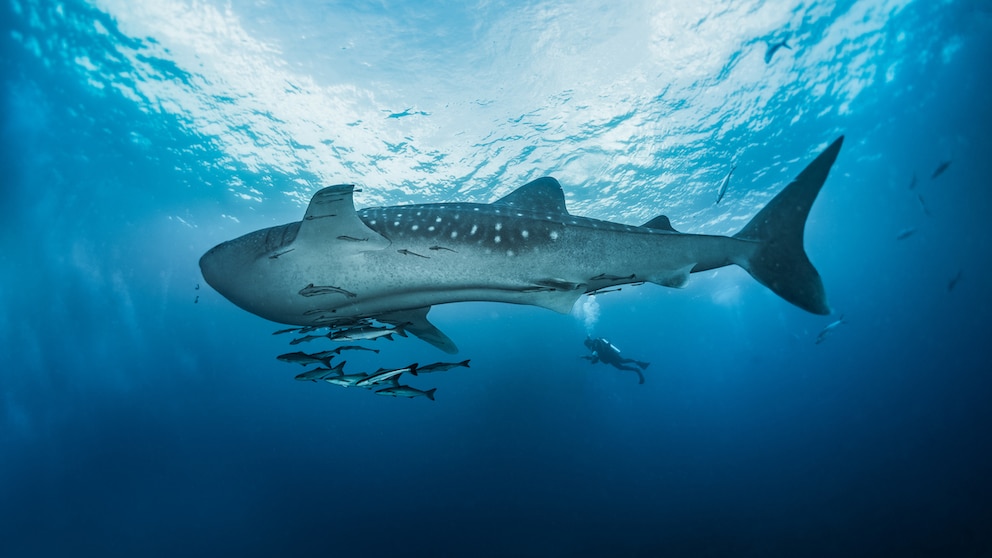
200, 137, 844, 353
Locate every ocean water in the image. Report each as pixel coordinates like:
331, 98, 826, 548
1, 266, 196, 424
3, 0, 991, 556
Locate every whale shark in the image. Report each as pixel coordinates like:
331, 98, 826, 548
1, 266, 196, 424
200, 136, 844, 353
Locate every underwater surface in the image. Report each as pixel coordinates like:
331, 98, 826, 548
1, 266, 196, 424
2, 0, 991, 556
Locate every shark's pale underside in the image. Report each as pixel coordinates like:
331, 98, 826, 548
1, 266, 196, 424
201, 137, 844, 353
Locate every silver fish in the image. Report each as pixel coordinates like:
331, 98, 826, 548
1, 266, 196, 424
815, 315, 845, 345
328, 326, 406, 342
716, 163, 736, 204
324, 372, 369, 387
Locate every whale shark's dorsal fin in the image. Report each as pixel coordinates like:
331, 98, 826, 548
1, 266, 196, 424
296, 184, 389, 251
641, 215, 680, 233
492, 177, 569, 215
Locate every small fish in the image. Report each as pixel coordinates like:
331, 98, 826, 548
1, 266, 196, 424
931, 160, 951, 179
328, 325, 406, 342
429, 245, 457, 253
896, 227, 917, 240
355, 363, 418, 388
916, 193, 932, 217
947, 270, 963, 292
277, 351, 333, 367
332, 345, 380, 355
337, 235, 368, 242
272, 327, 302, 336
289, 334, 326, 345
324, 372, 369, 387
588, 287, 622, 296
412, 360, 470, 375
195, 283, 200, 290
193, 295, 199, 304
268, 248, 295, 259
815, 315, 845, 345
764, 39, 792, 64
298, 283, 357, 298
397, 249, 430, 259
590, 273, 636, 282
295, 361, 345, 382
716, 163, 737, 204
375, 385, 437, 401
908, 172, 917, 190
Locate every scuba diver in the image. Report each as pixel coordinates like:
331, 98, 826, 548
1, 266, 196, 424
581, 337, 650, 384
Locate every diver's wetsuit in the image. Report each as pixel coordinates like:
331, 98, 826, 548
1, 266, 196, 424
582, 337, 649, 384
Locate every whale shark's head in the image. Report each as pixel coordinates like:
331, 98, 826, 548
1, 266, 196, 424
199, 221, 301, 313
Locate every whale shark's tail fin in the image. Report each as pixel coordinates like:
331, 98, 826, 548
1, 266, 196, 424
734, 136, 843, 315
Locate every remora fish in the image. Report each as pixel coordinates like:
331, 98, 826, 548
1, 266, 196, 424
412, 360, 471, 375
931, 160, 951, 179
200, 137, 844, 354
276, 351, 333, 367
328, 325, 406, 342
815, 315, 845, 345
295, 361, 345, 382
375, 385, 437, 400
324, 372, 369, 387
332, 345, 380, 355
896, 227, 917, 240
354, 363, 418, 388
947, 270, 963, 292
715, 163, 736, 204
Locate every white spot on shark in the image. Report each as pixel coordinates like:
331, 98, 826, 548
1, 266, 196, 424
495, 223, 503, 232
412, 225, 419, 231
550, 231, 559, 241
494, 235, 501, 243
428, 226, 435, 232
450, 231, 458, 239
521, 230, 529, 239
470, 225, 478, 235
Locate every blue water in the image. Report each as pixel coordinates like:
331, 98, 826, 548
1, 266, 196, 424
3, 1, 991, 556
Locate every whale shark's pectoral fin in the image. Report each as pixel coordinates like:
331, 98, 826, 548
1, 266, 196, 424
518, 278, 586, 313
377, 307, 459, 354
296, 185, 389, 252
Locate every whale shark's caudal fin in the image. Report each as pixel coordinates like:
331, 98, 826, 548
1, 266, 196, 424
734, 136, 843, 315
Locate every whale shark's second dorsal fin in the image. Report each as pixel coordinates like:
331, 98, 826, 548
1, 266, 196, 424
296, 184, 390, 252
640, 215, 680, 233
492, 177, 569, 215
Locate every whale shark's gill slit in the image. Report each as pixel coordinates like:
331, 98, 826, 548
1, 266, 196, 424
298, 283, 358, 298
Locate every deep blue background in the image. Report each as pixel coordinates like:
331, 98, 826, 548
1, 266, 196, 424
2, 1, 991, 557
